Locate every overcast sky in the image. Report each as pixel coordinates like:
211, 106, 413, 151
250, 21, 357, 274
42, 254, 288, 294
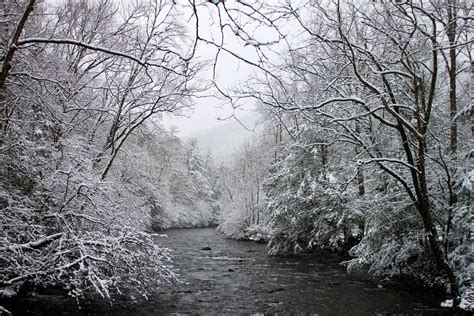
161, 47, 259, 163
162, 47, 257, 137
162, 0, 279, 139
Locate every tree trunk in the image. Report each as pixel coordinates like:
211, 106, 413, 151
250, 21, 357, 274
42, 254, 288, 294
472, 61, 474, 138
321, 144, 327, 181
0, 0, 36, 137
355, 121, 365, 196
447, 0, 458, 158
0, 0, 36, 91
418, 196, 459, 301
417, 135, 459, 302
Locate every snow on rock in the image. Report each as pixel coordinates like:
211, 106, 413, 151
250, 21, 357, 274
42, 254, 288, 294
440, 299, 453, 308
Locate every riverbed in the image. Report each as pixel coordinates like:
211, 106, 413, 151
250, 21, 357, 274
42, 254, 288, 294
4, 227, 457, 315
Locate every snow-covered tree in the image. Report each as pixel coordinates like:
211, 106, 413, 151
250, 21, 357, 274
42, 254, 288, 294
223, 0, 472, 307
0, 0, 201, 303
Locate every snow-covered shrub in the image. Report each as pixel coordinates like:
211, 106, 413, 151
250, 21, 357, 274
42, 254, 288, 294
264, 128, 364, 255
344, 193, 438, 282
448, 169, 473, 310
0, 124, 178, 298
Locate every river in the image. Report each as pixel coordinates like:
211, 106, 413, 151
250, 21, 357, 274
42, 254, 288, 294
152, 227, 451, 315
5, 227, 457, 315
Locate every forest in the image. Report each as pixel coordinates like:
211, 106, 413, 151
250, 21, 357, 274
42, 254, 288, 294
0, 0, 472, 313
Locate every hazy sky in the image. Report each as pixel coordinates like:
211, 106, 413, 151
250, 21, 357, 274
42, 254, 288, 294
162, 0, 277, 138
162, 43, 257, 137
163, 100, 255, 138
162, 50, 256, 138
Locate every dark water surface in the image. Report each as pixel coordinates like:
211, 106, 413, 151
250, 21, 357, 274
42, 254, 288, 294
152, 228, 450, 315
5, 227, 456, 315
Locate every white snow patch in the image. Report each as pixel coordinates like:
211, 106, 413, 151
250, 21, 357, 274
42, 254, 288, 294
461, 169, 474, 191
0, 289, 16, 298
440, 299, 453, 308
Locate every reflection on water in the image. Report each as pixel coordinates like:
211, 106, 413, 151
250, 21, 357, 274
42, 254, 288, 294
5, 227, 459, 315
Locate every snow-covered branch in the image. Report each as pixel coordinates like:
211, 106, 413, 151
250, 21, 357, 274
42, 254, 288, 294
360, 158, 421, 175
17, 38, 147, 67
0, 233, 63, 252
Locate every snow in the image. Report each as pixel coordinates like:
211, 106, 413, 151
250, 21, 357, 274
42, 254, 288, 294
461, 170, 474, 191
0, 289, 17, 298
0, 306, 12, 316
459, 296, 474, 311
459, 286, 474, 312
2, 0, 473, 311
440, 299, 453, 308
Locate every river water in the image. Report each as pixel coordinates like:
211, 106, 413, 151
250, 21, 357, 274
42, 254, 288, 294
5, 227, 456, 315
152, 227, 450, 315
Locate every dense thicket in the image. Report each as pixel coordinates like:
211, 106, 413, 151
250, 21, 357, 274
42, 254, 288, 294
0, 0, 217, 302
218, 0, 472, 309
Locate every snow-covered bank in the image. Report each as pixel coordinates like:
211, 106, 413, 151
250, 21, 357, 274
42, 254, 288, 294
218, 222, 271, 243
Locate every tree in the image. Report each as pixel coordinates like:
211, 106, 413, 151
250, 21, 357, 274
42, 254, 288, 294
0, 0, 201, 302
228, 0, 472, 305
